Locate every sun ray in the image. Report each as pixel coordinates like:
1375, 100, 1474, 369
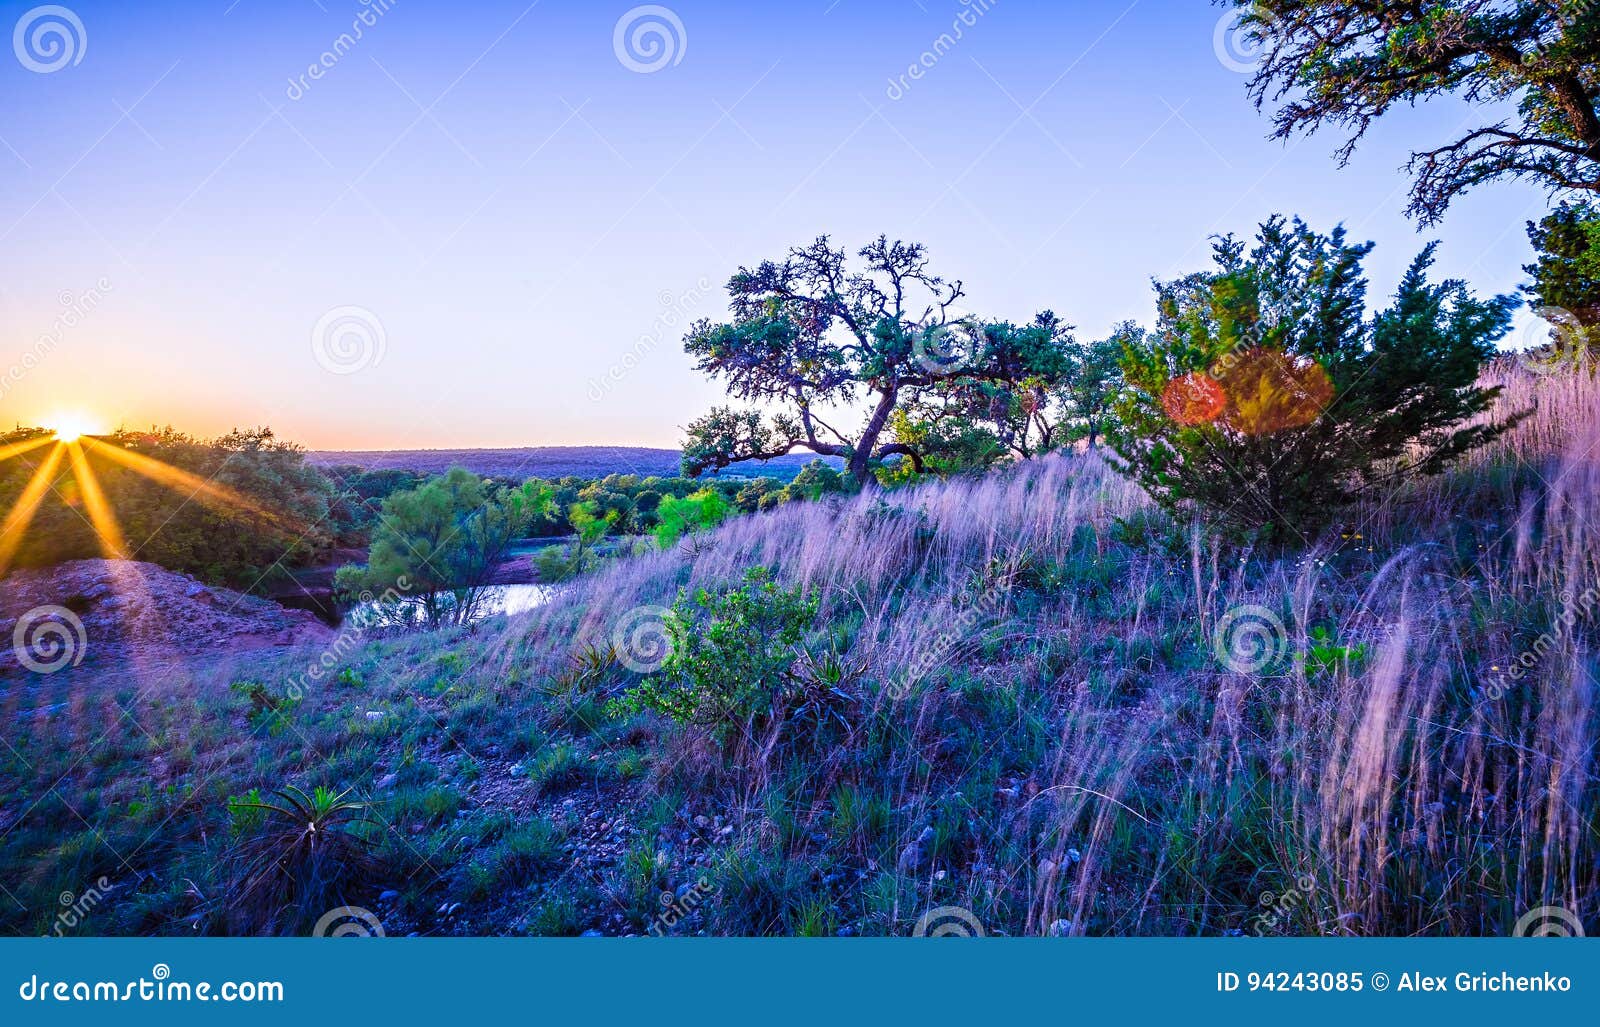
0, 444, 66, 574
65, 440, 128, 559
0, 434, 55, 465
81, 436, 300, 533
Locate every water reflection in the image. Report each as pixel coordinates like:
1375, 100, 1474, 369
343, 583, 555, 627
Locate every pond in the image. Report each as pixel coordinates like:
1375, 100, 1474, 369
341, 583, 556, 627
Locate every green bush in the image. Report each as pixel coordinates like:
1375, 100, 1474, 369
653, 487, 731, 547
609, 568, 821, 748
1110, 217, 1519, 540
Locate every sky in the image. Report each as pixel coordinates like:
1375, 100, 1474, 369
0, 0, 1557, 450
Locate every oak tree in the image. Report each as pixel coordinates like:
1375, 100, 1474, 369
1235, 0, 1600, 223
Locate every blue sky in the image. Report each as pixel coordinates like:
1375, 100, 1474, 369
0, 0, 1553, 449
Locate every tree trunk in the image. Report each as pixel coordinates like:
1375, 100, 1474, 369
849, 388, 900, 486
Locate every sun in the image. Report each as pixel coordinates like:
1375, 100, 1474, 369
44, 412, 105, 443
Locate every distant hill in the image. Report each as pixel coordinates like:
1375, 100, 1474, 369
307, 446, 840, 482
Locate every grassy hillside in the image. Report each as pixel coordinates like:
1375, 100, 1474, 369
3, 363, 1595, 937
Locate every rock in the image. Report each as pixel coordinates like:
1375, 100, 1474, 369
376, 773, 398, 790
580, 929, 604, 937
896, 826, 936, 872
1048, 919, 1073, 937
379, 890, 400, 903
0, 558, 334, 673
365, 711, 385, 722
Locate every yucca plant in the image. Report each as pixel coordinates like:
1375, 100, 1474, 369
226, 785, 380, 935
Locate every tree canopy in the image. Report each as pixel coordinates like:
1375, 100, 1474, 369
680, 235, 1072, 486
1236, 0, 1600, 222
1110, 216, 1519, 538
335, 469, 551, 628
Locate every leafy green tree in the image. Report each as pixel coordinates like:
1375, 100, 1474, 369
1235, 0, 1600, 222
1524, 200, 1600, 360
883, 403, 1006, 480
1110, 217, 1519, 539
335, 468, 551, 627
633, 489, 663, 518
939, 313, 1077, 461
681, 235, 1067, 486
888, 314, 1116, 467
732, 478, 779, 513
780, 460, 851, 503
654, 488, 731, 547
566, 500, 617, 575
1058, 331, 1127, 449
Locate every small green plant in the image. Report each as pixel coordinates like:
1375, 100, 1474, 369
225, 785, 378, 934
230, 680, 300, 734
225, 788, 266, 834
1301, 625, 1370, 677
525, 742, 588, 796
551, 643, 620, 697
335, 667, 364, 689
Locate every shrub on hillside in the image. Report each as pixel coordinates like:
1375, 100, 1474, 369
609, 568, 826, 751
1110, 217, 1520, 539
653, 487, 730, 547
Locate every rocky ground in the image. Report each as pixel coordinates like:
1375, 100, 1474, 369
0, 558, 333, 677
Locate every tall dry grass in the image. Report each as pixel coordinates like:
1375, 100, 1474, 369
16, 363, 1584, 936
477, 362, 1597, 935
